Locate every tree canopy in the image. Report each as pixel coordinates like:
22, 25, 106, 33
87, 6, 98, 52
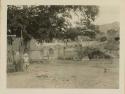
7, 5, 99, 43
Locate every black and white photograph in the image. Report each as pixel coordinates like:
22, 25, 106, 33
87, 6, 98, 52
7, 5, 120, 88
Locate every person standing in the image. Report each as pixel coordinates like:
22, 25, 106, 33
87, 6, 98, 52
14, 51, 21, 72
22, 52, 30, 71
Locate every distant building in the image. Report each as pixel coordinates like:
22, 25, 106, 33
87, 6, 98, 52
8, 37, 96, 63
29, 38, 64, 62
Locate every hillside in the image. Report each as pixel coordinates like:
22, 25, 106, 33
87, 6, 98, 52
98, 21, 120, 32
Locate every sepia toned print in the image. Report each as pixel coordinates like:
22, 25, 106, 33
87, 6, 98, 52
7, 5, 119, 88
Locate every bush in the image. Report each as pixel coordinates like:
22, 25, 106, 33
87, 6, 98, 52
88, 50, 111, 59
104, 40, 119, 51
100, 36, 107, 42
77, 47, 112, 60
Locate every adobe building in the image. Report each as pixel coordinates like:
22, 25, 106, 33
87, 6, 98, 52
29, 38, 65, 62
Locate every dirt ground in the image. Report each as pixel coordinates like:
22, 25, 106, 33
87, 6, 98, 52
7, 59, 119, 88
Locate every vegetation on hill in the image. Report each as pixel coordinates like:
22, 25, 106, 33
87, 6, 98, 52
98, 21, 120, 33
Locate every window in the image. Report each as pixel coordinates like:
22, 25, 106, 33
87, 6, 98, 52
49, 48, 54, 55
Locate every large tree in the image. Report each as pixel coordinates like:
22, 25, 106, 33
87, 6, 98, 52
7, 5, 99, 44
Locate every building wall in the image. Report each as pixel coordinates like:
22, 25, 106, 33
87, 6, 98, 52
29, 38, 97, 61
29, 39, 64, 61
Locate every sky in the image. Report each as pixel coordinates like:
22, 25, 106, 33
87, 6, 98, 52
69, 5, 120, 26
94, 5, 120, 25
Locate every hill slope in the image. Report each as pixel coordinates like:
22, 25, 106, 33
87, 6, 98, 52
98, 21, 120, 32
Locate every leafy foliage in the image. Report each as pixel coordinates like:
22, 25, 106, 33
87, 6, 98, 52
77, 47, 112, 60
7, 5, 99, 43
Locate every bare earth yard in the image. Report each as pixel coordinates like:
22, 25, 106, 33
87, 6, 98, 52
7, 59, 119, 88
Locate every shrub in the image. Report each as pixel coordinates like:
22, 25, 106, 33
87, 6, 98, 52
100, 36, 107, 42
77, 47, 112, 60
88, 50, 111, 59
104, 40, 119, 51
